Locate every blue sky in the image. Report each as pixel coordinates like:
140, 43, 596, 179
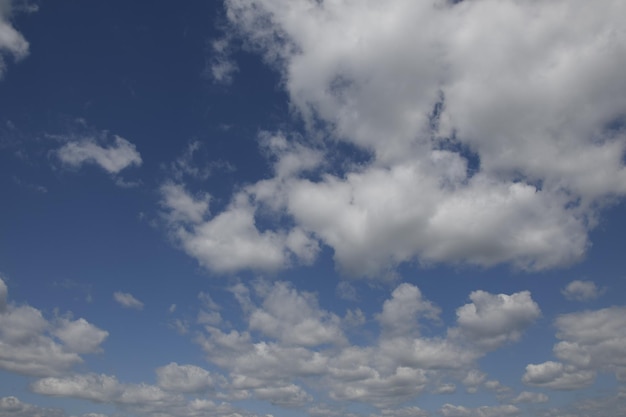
1, 1, 626, 416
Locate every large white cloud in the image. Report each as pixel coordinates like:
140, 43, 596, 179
0, 278, 108, 377
172, 0, 626, 278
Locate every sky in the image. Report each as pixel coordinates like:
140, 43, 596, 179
1, 0, 626, 416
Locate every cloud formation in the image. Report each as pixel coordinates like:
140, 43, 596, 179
194, 280, 539, 409
164, 0, 626, 278
113, 292, 144, 310
57, 134, 142, 175
523, 306, 626, 390
562, 280, 603, 302
0, 0, 31, 78
0, 278, 108, 377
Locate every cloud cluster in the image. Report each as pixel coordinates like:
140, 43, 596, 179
0, 278, 108, 377
195, 280, 540, 409
31, 372, 248, 417
164, 0, 626, 278
523, 306, 626, 390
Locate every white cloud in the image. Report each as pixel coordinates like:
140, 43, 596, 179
454, 290, 541, 350
0, 278, 108, 377
160, 185, 317, 273
32, 373, 123, 403
208, 36, 238, 85
53, 317, 109, 354
156, 362, 215, 393
57, 135, 142, 174
247, 281, 345, 347
522, 361, 595, 390
440, 404, 472, 417
253, 384, 311, 407
160, 182, 210, 224
31, 372, 256, 417
195, 282, 539, 409
562, 280, 603, 302
523, 306, 626, 390
372, 406, 429, 417
177, 0, 626, 278
511, 391, 549, 404
113, 292, 144, 310
0, 0, 31, 78
376, 283, 440, 338
0, 396, 64, 417
0, 276, 6, 313
440, 404, 519, 417
462, 370, 486, 394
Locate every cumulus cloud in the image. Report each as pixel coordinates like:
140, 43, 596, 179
57, 134, 142, 174
156, 362, 215, 393
0, 396, 65, 417
160, 181, 319, 273
31, 371, 259, 417
562, 280, 604, 302
164, 0, 626, 278
522, 361, 595, 390
453, 290, 541, 350
0, 278, 108, 377
523, 306, 626, 390
247, 281, 345, 347
195, 281, 539, 409
113, 292, 144, 310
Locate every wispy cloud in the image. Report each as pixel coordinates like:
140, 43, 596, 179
113, 292, 144, 310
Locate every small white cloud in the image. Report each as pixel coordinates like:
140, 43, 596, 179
208, 36, 238, 85
511, 391, 549, 404
0, 3, 31, 79
562, 280, 603, 301
440, 404, 519, 417
113, 292, 144, 310
57, 135, 141, 174
433, 383, 456, 395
